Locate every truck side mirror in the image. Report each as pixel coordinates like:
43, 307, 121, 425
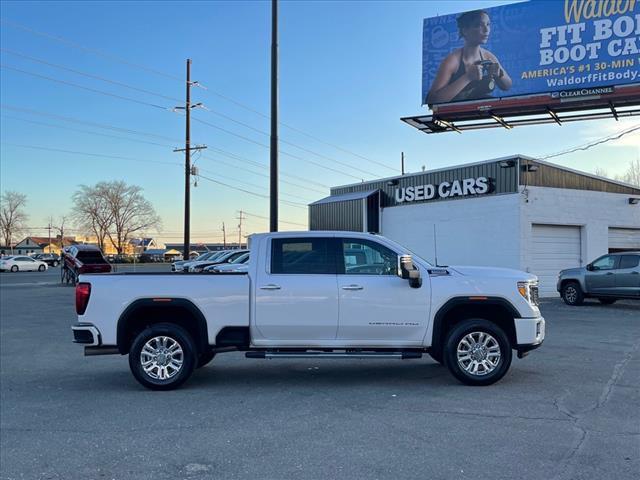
586, 264, 594, 271
398, 255, 422, 288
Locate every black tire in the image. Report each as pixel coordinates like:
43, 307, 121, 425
10, 265, 18, 272
52, 261, 59, 267
128, 323, 197, 391
38, 265, 46, 272
561, 281, 584, 306
428, 351, 443, 365
443, 319, 513, 386
598, 298, 617, 305
197, 351, 216, 369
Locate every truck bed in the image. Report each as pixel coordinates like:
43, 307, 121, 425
78, 272, 250, 346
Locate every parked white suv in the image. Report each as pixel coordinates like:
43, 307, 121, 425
72, 232, 545, 390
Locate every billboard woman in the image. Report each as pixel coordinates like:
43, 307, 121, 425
426, 10, 512, 104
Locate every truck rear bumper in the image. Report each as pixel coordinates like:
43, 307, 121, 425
72, 323, 101, 346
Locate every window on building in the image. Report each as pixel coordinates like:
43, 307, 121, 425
271, 238, 336, 274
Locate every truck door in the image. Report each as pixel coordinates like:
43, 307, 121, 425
614, 254, 640, 297
336, 238, 430, 343
254, 236, 339, 342
585, 255, 618, 295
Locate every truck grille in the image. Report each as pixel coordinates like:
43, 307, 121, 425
530, 285, 540, 306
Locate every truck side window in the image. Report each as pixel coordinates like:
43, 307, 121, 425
618, 255, 640, 269
271, 238, 336, 274
341, 239, 398, 276
591, 255, 616, 271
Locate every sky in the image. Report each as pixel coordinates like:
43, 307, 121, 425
1, 0, 638, 246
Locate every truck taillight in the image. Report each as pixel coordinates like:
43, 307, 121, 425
76, 282, 91, 315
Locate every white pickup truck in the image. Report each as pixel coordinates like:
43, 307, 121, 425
72, 231, 545, 390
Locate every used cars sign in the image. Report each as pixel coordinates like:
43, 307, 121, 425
395, 176, 491, 203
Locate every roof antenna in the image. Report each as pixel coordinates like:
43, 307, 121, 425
433, 224, 439, 267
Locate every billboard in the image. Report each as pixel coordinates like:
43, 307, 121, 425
422, 0, 640, 106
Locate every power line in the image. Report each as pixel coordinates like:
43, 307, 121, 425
0, 18, 183, 81
2, 61, 364, 182
193, 116, 365, 181
0, 48, 182, 103
0, 142, 179, 166
539, 125, 640, 160
242, 210, 306, 227
0, 114, 174, 148
0, 64, 171, 110
1, 18, 396, 172
0, 104, 182, 142
0, 104, 330, 191
197, 173, 307, 209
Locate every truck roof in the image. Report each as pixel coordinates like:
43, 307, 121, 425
249, 231, 377, 240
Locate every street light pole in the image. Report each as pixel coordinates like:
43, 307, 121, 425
270, 0, 279, 232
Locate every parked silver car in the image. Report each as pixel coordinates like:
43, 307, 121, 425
557, 252, 640, 305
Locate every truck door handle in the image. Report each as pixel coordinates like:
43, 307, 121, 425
341, 284, 364, 291
260, 284, 281, 290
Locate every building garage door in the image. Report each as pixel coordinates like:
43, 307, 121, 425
609, 228, 640, 253
531, 224, 582, 297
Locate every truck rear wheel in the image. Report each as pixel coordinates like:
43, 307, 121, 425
443, 319, 512, 386
128, 323, 197, 390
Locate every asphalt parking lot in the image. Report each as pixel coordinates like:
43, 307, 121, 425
1, 266, 639, 480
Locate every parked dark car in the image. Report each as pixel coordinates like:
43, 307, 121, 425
61, 245, 111, 285
33, 253, 61, 267
557, 252, 640, 305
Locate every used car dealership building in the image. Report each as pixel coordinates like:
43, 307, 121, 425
309, 155, 640, 296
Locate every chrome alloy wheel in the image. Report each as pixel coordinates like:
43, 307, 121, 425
564, 285, 577, 304
456, 332, 501, 376
140, 336, 184, 380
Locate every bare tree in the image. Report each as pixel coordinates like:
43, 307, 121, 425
72, 184, 114, 251
0, 191, 29, 251
618, 158, 640, 186
99, 181, 161, 254
51, 215, 70, 251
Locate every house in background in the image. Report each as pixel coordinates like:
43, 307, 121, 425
129, 238, 161, 254
12, 236, 77, 255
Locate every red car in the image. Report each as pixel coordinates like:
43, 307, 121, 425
62, 245, 111, 284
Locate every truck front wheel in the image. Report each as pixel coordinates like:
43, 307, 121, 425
443, 319, 512, 386
129, 323, 197, 390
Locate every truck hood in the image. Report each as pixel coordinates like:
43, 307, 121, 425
448, 265, 537, 282
559, 267, 584, 275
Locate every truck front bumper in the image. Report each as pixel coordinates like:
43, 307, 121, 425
514, 316, 545, 355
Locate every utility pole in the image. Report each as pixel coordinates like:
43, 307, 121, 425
173, 59, 206, 261
222, 222, 227, 249
270, 0, 279, 232
237, 210, 246, 249
401, 152, 405, 175
47, 216, 52, 254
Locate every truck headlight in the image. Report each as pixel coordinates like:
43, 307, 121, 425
517, 281, 539, 306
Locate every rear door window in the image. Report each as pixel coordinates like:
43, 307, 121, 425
618, 255, 640, 269
271, 238, 336, 274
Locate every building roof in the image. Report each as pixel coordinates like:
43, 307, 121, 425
17, 236, 77, 247
330, 153, 640, 192
310, 189, 379, 206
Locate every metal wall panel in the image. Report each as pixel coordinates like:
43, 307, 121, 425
309, 199, 364, 232
522, 160, 640, 195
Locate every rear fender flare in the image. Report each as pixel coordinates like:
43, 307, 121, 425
116, 298, 209, 354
